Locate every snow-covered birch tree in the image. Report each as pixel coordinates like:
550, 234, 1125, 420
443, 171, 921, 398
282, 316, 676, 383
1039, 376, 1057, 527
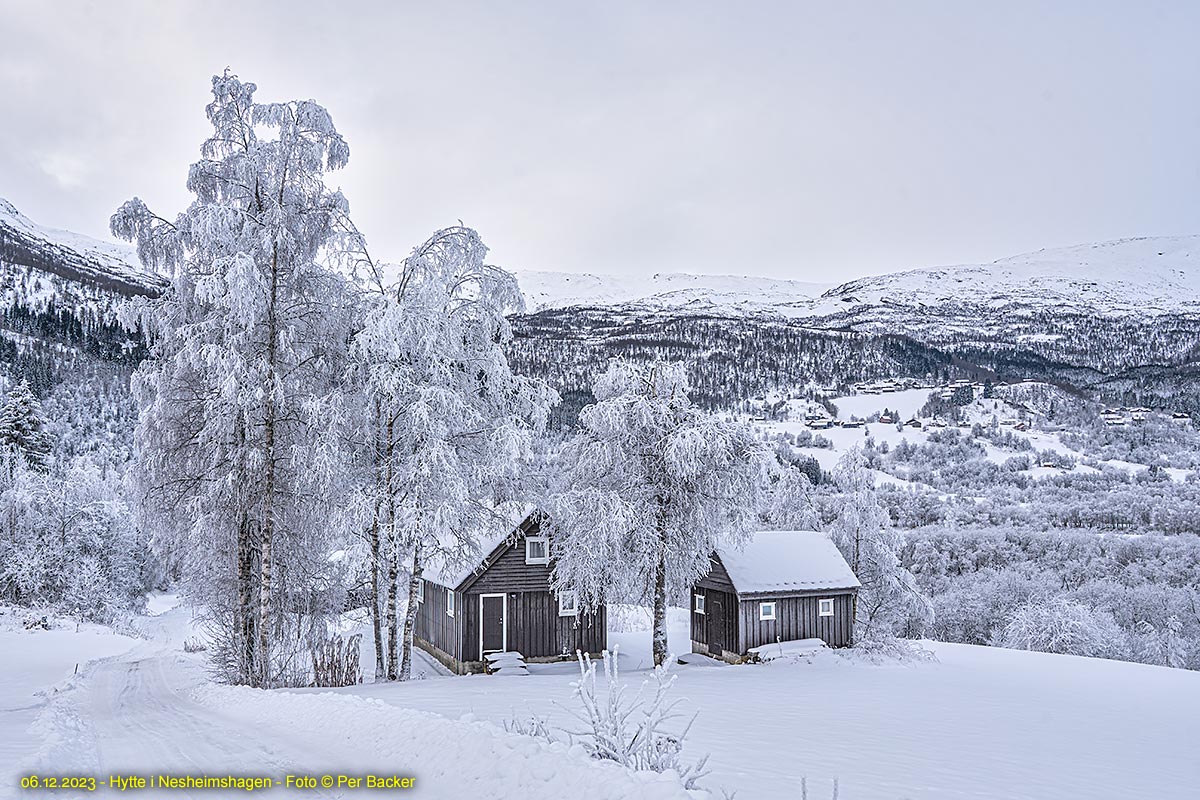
349, 226, 555, 681
831, 446, 930, 641
547, 361, 774, 667
112, 71, 358, 687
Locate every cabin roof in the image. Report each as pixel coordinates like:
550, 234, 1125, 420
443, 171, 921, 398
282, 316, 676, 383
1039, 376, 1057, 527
716, 530, 860, 595
420, 503, 538, 591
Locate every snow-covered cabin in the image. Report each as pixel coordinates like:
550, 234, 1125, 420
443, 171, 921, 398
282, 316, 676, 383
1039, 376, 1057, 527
414, 508, 606, 674
691, 531, 859, 663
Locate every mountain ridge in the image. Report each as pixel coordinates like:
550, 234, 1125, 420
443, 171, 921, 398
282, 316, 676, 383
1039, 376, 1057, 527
514, 234, 1200, 319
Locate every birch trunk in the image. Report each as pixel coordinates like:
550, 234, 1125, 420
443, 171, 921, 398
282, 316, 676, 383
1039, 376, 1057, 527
384, 419, 399, 681
399, 541, 422, 681
236, 514, 256, 684
652, 527, 669, 668
258, 241, 281, 689
369, 401, 385, 681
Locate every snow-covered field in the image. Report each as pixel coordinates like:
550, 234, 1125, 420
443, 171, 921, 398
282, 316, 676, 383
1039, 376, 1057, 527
0, 609, 137, 772
7, 602, 1199, 800
332, 612, 1200, 800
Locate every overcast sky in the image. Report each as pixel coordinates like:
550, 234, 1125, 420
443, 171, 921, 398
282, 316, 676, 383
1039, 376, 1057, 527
2, 1, 1198, 282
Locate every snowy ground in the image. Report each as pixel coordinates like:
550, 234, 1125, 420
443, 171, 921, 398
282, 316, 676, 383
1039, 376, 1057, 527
5, 603, 697, 800
6, 601, 1199, 799
330, 610, 1200, 800
0, 608, 138, 773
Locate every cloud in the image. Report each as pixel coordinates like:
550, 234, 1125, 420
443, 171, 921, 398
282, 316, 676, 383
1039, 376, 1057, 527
1, 1, 1199, 281
37, 152, 91, 189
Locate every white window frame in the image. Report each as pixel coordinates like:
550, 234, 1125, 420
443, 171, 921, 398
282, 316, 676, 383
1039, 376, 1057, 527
416, 578, 425, 604
759, 601, 776, 621
694, 594, 706, 614
818, 597, 834, 617
525, 536, 549, 565
558, 590, 579, 617
447, 590, 455, 617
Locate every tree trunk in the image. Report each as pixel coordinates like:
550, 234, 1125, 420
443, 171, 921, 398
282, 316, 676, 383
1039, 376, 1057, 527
399, 541, 422, 681
384, 419, 399, 681
369, 400, 385, 682
236, 514, 257, 684
259, 243, 280, 690
651, 529, 669, 668
384, 525, 399, 680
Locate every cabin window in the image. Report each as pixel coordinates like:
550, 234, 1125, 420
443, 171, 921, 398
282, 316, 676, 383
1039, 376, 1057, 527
558, 590, 579, 617
416, 578, 424, 604
759, 601, 776, 621
447, 591, 455, 617
818, 598, 834, 617
525, 536, 549, 565
694, 594, 706, 614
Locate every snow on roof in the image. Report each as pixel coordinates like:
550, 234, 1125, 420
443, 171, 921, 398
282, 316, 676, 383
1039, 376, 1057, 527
420, 502, 537, 589
716, 530, 860, 595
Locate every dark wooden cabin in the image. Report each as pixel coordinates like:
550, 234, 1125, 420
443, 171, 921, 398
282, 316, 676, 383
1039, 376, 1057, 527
414, 509, 606, 674
692, 530, 859, 662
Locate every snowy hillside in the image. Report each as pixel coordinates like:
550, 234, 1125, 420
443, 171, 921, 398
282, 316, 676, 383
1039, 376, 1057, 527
513, 268, 830, 314
814, 235, 1200, 319
515, 236, 1200, 319
0, 197, 165, 297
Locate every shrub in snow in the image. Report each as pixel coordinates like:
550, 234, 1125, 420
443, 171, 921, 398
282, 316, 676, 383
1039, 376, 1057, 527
0, 452, 148, 623
843, 634, 936, 664
502, 714, 555, 741
310, 632, 362, 687
566, 649, 709, 788
998, 595, 1127, 659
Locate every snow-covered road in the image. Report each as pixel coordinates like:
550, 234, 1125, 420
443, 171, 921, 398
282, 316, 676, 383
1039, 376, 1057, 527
12, 606, 343, 798
79, 655, 337, 794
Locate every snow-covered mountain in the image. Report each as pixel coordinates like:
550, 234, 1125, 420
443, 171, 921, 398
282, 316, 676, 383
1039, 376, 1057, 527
509, 235, 1200, 418
0, 197, 164, 370
513, 268, 830, 314
810, 235, 1200, 323
515, 235, 1200, 321
0, 197, 166, 299
4, 193, 1197, 414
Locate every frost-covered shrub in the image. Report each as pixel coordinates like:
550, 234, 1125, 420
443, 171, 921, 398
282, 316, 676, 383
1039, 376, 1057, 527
567, 649, 709, 788
997, 595, 1127, 659
929, 569, 1059, 646
0, 454, 148, 623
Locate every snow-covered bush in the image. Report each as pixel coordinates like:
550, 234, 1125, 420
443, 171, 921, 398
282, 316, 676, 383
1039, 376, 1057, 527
566, 649, 709, 788
997, 595, 1127, 659
0, 452, 148, 623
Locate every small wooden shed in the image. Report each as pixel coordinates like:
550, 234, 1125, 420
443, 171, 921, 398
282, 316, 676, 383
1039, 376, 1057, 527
414, 508, 606, 674
691, 530, 860, 662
